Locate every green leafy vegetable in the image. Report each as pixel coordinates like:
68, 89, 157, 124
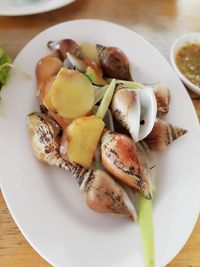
96, 79, 116, 119
139, 195, 154, 267
0, 47, 12, 87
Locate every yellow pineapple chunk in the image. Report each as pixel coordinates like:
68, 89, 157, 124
44, 67, 94, 119
61, 115, 105, 168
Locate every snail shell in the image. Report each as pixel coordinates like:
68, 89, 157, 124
27, 112, 137, 220
101, 131, 152, 199
96, 44, 133, 81
144, 119, 187, 151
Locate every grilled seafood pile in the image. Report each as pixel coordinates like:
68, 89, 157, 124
28, 39, 187, 221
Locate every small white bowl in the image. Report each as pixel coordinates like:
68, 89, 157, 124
170, 32, 200, 95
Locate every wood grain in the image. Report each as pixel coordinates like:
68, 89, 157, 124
0, 0, 200, 266
0, 192, 49, 267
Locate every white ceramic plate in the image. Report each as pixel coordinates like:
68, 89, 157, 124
0, 20, 200, 267
170, 32, 200, 95
0, 0, 74, 16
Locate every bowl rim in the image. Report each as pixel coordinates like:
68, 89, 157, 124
170, 32, 200, 95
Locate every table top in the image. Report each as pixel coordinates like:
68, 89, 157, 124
0, 0, 200, 266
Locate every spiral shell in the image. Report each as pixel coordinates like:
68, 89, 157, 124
153, 82, 171, 115
48, 39, 103, 77
144, 119, 187, 151
84, 169, 137, 220
101, 131, 152, 199
27, 112, 137, 220
96, 44, 133, 81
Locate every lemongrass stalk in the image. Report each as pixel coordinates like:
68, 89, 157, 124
94, 85, 108, 104
96, 79, 116, 119
106, 78, 144, 89
139, 195, 154, 267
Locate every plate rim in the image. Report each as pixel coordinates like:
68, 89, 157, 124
0, 0, 74, 16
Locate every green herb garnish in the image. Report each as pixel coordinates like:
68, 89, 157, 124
0, 47, 12, 88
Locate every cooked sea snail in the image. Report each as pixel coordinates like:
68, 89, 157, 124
101, 131, 152, 199
83, 169, 137, 219
111, 84, 140, 140
48, 39, 81, 60
96, 44, 133, 81
111, 84, 157, 142
27, 112, 137, 220
30, 38, 188, 225
144, 119, 187, 151
110, 82, 186, 150
35, 54, 62, 98
153, 82, 171, 115
64, 52, 87, 73
48, 39, 103, 77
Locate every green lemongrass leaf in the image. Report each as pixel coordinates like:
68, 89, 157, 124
96, 79, 116, 120
137, 140, 155, 267
94, 85, 108, 104
106, 78, 145, 89
139, 195, 154, 267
